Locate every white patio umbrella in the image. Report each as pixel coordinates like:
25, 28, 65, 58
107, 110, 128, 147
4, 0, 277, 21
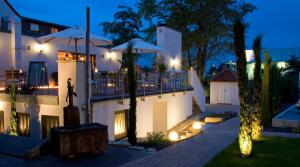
111, 38, 163, 53
37, 27, 112, 54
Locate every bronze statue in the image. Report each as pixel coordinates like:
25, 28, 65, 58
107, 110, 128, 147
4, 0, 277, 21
66, 78, 77, 107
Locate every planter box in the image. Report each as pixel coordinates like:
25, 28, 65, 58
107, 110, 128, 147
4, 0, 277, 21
51, 123, 108, 158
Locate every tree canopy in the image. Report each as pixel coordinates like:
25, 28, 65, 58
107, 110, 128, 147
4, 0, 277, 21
137, 0, 255, 80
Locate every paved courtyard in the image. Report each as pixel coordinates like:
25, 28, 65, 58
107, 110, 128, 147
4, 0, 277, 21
122, 117, 239, 167
0, 145, 149, 167
0, 104, 241, 167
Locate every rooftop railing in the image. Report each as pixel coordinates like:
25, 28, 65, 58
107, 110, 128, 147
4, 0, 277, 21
91, 70, 191, 100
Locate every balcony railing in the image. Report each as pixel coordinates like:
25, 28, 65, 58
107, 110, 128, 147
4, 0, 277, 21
0, 71, 57, 96
91, 71, 191, 100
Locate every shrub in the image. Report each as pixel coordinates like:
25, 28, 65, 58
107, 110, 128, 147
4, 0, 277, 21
145, 131, 165, 146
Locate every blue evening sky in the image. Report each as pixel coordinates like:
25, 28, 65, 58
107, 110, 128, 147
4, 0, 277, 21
8, 0, 300, 49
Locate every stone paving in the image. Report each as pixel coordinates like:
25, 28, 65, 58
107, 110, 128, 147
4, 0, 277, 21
0, 145, 149, 167
0, 134, 44, 157
122, 117, 240, 167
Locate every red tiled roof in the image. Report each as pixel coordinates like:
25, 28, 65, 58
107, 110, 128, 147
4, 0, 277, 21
210, 69, 238, 82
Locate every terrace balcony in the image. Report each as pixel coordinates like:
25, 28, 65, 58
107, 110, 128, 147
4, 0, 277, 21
0, 69, 192, 101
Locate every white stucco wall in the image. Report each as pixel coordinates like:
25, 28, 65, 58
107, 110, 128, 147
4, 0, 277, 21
0, 32, 121, 80
0, 95, 60, 139
157, 26, 182, 71
92, 91, 193, 141
210, 82, 239, 105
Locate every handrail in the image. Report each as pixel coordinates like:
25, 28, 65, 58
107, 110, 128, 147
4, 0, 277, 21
91, 71, 191, 98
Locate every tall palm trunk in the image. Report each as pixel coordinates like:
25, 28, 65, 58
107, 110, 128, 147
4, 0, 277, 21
252, 35, 263, 141
126, 44, 137, 145
233, 19, 252, 157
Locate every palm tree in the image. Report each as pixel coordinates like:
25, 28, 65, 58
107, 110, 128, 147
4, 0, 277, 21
252, 35, 263, 141
233, 19, 252, 157
125, 43, 137, 145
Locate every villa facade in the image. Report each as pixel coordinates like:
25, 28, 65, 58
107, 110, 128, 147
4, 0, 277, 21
0, 0, 206, 141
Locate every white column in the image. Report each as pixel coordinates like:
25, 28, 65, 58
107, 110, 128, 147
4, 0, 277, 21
10, 16, 22, 70
157, 26, 182, 72
58, 61, 86, 125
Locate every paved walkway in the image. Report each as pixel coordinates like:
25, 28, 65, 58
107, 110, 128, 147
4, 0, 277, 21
0, 145, 149, 167
122, 117, 240, 167
0, 134, 44, 158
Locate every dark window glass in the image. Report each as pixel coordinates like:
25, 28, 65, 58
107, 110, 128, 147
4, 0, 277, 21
28, 62, 48, 86
30, 23, 39, 32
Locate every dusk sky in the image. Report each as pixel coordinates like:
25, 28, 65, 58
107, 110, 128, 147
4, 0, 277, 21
8, 0, 300, 49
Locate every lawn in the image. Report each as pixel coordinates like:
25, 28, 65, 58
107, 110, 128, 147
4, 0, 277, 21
205, 136, 300, 167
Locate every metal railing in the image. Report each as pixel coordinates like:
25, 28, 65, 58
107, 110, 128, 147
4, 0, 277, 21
91, 70, 191, 98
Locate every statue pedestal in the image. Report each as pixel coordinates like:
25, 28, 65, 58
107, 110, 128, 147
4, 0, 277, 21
63, 106, 80, 127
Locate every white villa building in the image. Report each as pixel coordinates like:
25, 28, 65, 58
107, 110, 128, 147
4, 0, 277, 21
0, 0, 206, 141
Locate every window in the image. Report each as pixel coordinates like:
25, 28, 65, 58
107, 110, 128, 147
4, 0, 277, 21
30, 23, 39, 32
114, 110, 128, 140
0, 111, 4, 133
17, 112, 30, 137
41, 115, 59, 140
28, 62, 48, 86
51, 27, 58, 34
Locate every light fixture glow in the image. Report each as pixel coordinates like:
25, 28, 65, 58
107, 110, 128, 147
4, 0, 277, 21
34, 43, 48, 53
170, 58, 179, 68
94, 67, 99, 73
192, 121, 202, 130
168, 131, 179, 141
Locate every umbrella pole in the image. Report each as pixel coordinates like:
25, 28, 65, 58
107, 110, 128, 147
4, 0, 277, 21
75, 38, 78, 60
85, 7, 92, 124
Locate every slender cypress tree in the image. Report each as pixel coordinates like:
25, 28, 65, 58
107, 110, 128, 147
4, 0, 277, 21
252, 36, 263, 141
126, 43, 137, 145
233, 19, 252, 157
262, 51, 271, 127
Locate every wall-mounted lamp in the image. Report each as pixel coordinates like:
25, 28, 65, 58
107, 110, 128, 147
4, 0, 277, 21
106, 52, 116, 61
170, 58, 179, 68
94, 67, 99, 73
34, 43, 47, 53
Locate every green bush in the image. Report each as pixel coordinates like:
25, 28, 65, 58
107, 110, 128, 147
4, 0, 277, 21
292, 128, 300, 134
145, 131, 165, 146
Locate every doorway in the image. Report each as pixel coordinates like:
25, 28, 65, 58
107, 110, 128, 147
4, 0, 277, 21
153, 102, 168, 136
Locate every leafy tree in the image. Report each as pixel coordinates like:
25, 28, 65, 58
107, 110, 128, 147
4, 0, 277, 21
251, 35, 262, 141
102, 5, 141, 45
137, 0, 256, 81
125, 43, 137, 145
233, 19, 252, 157
9, 80, 18, 136
262, 51, 271, 127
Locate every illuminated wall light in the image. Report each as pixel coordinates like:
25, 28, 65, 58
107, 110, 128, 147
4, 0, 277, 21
170, 58, 179, 68
94, 67, 99, 73
106, 52, 116, 61
168, 131, 179, 141
34, 43, 48, 53
192, 121, 202, 130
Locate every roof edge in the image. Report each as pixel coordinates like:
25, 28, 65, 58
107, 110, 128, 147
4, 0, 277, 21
4, 0, 21, 17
